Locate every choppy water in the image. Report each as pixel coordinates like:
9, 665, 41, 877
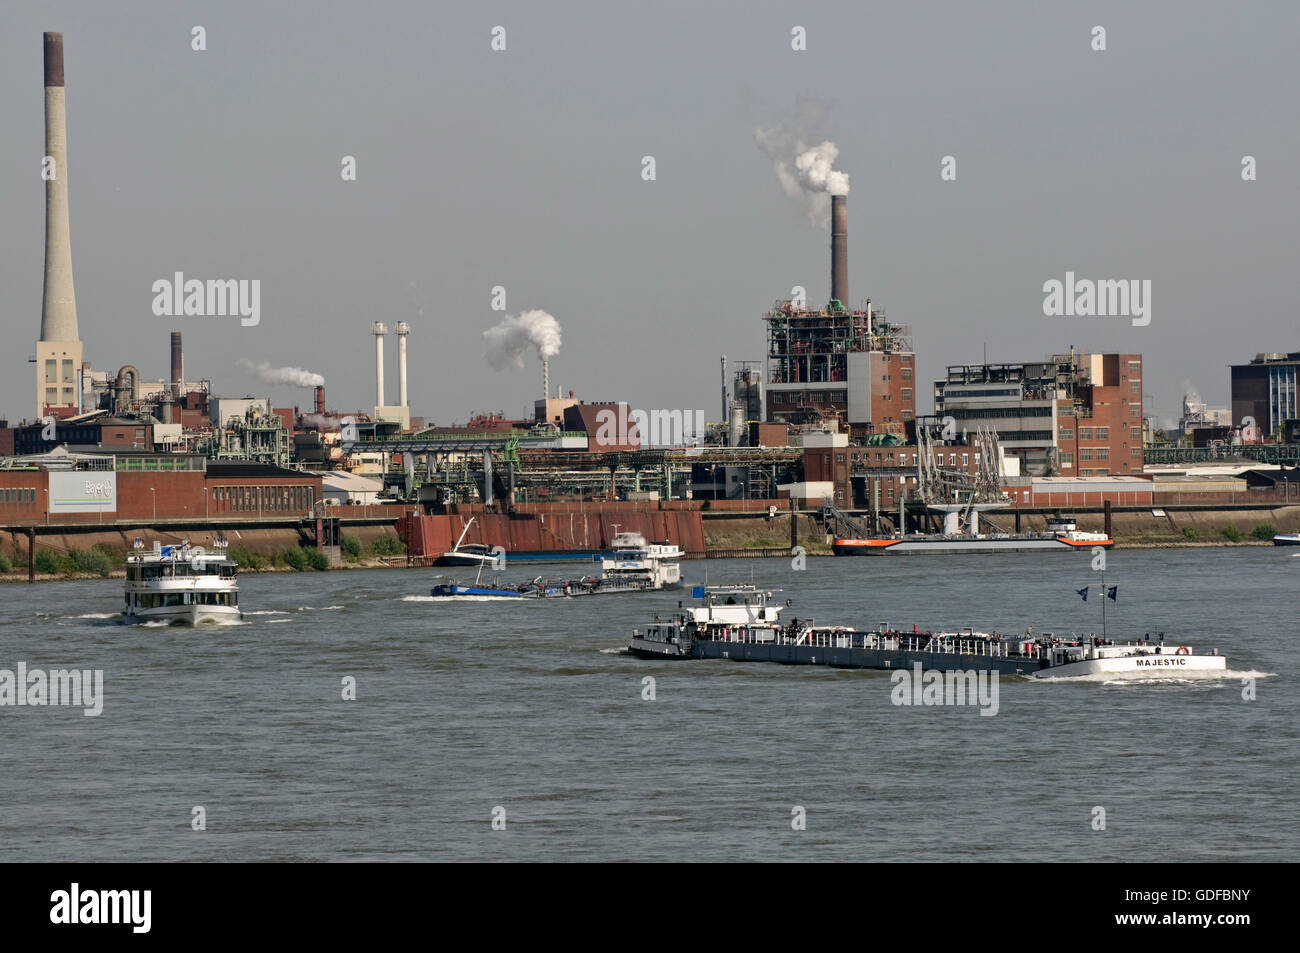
1, 548, 1295, 861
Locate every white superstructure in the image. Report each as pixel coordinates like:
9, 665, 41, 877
600, 532, 683, 589
122, 538, 241, 625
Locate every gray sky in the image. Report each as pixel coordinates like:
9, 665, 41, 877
2, 0, 1297, 428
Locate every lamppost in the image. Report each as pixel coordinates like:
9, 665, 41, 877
203, 486, 208, 519
150, 486, 156, 523
42, 488, 48, 526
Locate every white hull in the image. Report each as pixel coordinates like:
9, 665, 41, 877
122, 605, 242, 626
1034, 653, 1227, 678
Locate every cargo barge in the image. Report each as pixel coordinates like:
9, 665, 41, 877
832, 517, 1113, 556
627, 586, 1226, 678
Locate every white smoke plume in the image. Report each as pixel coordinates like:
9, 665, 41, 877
239, 359, 325, 388
754, 97, 850, 227
298, 413, 339, 432
482, 309, 563, 370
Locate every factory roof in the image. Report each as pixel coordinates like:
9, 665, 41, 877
205, 461, 313, 478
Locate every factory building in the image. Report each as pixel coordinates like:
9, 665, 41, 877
0, 450, 322, 523
934, 352, 1144, 477
1231, 352, 1299, 441
9, 414, 155, 455
761, 196, 916, 438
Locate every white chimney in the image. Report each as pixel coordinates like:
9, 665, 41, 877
372, 321, 387, 406
394, 321, 410, 409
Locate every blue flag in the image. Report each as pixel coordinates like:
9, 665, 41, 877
1107, 586, 1118, 601
692, 586, 705, 598
1077, 586, 1089, 601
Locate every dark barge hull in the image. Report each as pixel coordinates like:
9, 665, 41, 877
631, 639, 1038, 675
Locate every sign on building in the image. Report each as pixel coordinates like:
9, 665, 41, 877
48, 471, 117, 513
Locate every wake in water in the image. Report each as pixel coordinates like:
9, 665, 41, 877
1034, 668, 1275, 686
402, 594, 522, 603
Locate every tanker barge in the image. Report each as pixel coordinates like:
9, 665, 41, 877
628, 586, 1227, 678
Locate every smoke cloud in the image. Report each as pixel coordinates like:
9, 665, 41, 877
754, 97, 850, 227
482, 309, 563, 370
239, 359, 325, 388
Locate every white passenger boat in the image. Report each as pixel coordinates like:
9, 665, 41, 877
122, 537, 241, 625
599, 532, 683, 590
1273, 533, 1300, 546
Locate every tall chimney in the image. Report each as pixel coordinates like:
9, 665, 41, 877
35, 32, 84, 417
372, 322, 387, 406
40, 32, 77, 344
170, 331, 183, 397
720, 354, 728, 421
394, 321, 410, 409
542, 357, 549, 405
314, 384, 325, 416
830, 194, 848, 307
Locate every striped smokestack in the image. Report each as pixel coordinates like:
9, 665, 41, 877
40, 32, 78, 343
830, 194, 847, 307
170, 331, 183, 397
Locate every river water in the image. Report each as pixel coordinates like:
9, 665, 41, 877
1, 547, 1294, 861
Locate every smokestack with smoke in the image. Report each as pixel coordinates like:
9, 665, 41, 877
483, 309, 563, 372
239, 359, 325, 388
754, 99, 850, 228
831, 195, 848, 306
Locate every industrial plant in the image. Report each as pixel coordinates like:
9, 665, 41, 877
2, 31, 1299, 571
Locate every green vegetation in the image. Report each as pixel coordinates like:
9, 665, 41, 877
67, 547, 114, 577
0, 550, 11, 574
1253, 523, 1276, 540
341, 534, 363, 562
1221, 525, 1242, 542
227, 545, 268, 571
33, 549, 61, 574
283, 546, 330, 571
1181, 526, 1198, 539
368, 534, 406, 557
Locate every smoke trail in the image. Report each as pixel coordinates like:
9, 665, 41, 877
239, 359, 325, 388
754, 97, 850, 227
482, 310, 563, 370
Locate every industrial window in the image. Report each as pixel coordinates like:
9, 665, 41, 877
962, 453, 969, 467
61, 359, 74, 383
1131, 447, 1141, 459
1131, 428, 1140, 441
1096, 427, 1108, 439
901, 388, 913, 401
1129, 380, 1141, 394
1130, 403, 1141, 416
1059, 428, 1074, 441
1080, 448, 1093, 460
44, 360, 57, 384
1060, 453, 1073, 465
1096, 448, 1109, 460
901, 368, 912, 381
1079, 427, 1093, 439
